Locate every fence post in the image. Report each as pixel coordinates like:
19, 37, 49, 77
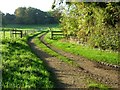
10, 30, 12, 38
26, 30, 28, 35
49, 28, 53, 39
15, 30, 17, 37
20, 31, 22, 38
51, 31, 53, 39
3, 30, 5, 38
25, 30, 26, 36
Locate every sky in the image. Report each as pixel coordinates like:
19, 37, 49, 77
0, 0, 54, 14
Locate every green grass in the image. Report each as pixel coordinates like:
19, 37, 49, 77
0, 31, 11, 38
0, 29, 39, 39
44, 32, 118, 65
33, 32, 109, 89
0, 31, 31, 39
0, 24, 60, 40
1, 33, 54, 88
88, 83, 109, 90
2, 24, 59, 31
33, 33, 76, 66
1, 24, 112, 89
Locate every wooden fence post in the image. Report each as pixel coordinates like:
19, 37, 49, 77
51, 31, 53, 39
25, 30, 26, 35
26, 30, 27, 35
20, 31, 22, 38
10, 31, 12, 38
15, 30, 17, 37
3, 30, 5, 38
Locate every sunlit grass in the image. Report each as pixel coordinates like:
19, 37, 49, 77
1, 34, 54, 88
44, 32, 118, 65
2, 24, 59, 31
33, 33, 76, 66
33, 32, 108, 89
88, 83, 109, 90
0, 31, 11, 39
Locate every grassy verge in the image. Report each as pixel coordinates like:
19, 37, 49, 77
44, 32, 118, 65
33, 33, 108, 89
33, 33, 76, 66
88, 82, 108, 90
1, 34, 54, 88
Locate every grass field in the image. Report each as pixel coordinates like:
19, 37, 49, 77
44, 32, 118, 65
1, 24, 59, 40
0, 31, 11, 38
1, 33, 54, 88
0, 24, 60, 88
2, 24, 59, 31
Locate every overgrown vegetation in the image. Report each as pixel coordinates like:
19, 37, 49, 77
1, 34, 54, 88
58, 2, 120, 51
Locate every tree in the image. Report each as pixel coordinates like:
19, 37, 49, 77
14, 7, 59, 24
53, 1, 120, 51
4, 13, 15, 24
48, 9, 62, 23
14, 7, 26, 24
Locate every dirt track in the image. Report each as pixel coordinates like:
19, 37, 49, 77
28, 35, 92, 88
40, 33, 119, 88
28, 33, 119, 88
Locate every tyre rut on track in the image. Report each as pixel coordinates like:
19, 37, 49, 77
28, 33, 95, 88
40, 33, 120, 88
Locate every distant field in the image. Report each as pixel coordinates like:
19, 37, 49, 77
1, 24, 59, 39
2, 24, 59, 31
0, 30, 36, 39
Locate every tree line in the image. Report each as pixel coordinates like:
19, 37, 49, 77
2, 7, 60, 25
53, 1, 120, 51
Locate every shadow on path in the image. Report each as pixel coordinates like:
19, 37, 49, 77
27, 33, 72, 88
